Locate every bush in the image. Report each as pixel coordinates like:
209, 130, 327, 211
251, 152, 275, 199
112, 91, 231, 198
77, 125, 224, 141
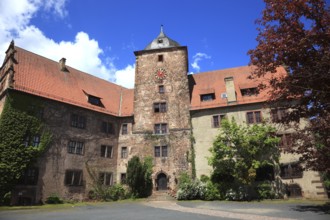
45, 194, 63, 204
178, 172, 192, 188
204, 181, 220, 201
177, 179, 206, 200
89, 184, 127, 201
2, 192, 11, 205
256, 182, 276, 200
108, 184, 126, 201
200, 175, 210, 183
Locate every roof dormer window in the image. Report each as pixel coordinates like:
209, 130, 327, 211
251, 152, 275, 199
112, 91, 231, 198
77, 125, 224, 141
241, 87, 258, 96
158, 38, 163, 44
83, 90, 103, 107
201, 93, 215, 102
88, 95, 102, 106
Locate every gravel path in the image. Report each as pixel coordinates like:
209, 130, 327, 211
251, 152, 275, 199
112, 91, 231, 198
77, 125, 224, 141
144, 201, 298, 220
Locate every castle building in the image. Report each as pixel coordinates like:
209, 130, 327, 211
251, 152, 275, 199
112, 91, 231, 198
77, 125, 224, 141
0, 28, 327, 204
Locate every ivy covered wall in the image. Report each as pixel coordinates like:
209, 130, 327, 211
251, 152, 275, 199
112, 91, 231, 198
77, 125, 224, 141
0, 91, 51, 204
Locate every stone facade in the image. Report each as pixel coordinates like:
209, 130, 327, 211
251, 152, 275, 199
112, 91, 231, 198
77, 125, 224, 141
192, 103, 327, 199
10, 93, 123, 204
132, 46, 192, 190
0, 30, 328, 205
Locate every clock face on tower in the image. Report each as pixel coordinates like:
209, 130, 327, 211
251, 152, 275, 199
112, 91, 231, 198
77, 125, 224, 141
155, 67, 167, 79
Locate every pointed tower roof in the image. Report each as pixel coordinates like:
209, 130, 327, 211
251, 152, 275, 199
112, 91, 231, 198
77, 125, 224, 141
144, 25, 180, 50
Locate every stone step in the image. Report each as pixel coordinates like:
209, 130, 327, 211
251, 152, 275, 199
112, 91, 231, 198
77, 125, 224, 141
148, 191, 176, 201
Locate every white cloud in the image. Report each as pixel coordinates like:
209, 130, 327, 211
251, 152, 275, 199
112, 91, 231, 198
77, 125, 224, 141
115, 64, 135, 89
0, 0, 135, 88
43, 0, 68, 18
191, 52, 211, 73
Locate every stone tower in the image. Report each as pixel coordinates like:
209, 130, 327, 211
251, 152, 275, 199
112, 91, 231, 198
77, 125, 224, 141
133, 26, 192, 191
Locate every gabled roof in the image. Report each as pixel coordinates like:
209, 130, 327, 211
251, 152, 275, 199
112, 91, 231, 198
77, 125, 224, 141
0, 43, 286, 117
6, 45, 134, 117
189, 65, 287, 111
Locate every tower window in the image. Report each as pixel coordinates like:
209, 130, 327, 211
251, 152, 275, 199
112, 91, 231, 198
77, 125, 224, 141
158, 38, 163, 43
154, 102, 167, 113
159, 85, 165, 94
158, 55, 163, 62
154, 123, 168, 134
154, 145, 168, 157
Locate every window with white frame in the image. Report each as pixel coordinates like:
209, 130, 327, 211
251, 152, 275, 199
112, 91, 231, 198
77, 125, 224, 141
100, 145, 113, 158
68, 140, 84, 155
99, 172, 113, 186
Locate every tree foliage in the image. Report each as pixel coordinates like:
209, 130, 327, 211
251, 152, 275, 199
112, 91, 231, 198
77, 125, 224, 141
0, 92, 51, 203
126, 156, 153, 198
248, 0, 330, 173
209, 119, 280, 199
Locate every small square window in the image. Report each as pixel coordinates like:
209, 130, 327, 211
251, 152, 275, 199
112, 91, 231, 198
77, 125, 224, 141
246, 111, 262, 124
18, 168, 39, 185
121, 147, 128, 159
71, 114, 86, 129
122, 124, 128, 135
68, 140, 84, 155
101, 121, 115, 134
154, 146, 161, 157
154, 123, 168, 134
121, 173, 126, 184
271, 108, 286, 123
154, 102, 167, 113
212, 114, 226, 128
161, 146, 168, 157
158, 55, 163, 62
159, 85, 165, 94
101, 145, 113, 158
99, 172, 113, 186
154, 145, 168, 157
280, 163, 303, 179
65, 170, 83, 186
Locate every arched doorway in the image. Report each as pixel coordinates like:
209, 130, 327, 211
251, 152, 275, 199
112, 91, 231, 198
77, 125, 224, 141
156, 173, 167, 191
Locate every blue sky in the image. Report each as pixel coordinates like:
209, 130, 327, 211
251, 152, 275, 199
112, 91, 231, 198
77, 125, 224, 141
0, 0, 266, 88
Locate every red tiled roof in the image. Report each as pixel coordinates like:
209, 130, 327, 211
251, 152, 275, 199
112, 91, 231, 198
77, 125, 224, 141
1, 44, 286, 116
11, 46, 134, 116
189, 66, 287, 110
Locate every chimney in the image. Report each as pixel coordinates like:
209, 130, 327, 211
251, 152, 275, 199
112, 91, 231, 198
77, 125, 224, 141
59, 58, 68, 72
224, 77, 237, 103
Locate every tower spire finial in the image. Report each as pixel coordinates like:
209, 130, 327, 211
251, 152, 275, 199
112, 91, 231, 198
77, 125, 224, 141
160, 24, 164, 33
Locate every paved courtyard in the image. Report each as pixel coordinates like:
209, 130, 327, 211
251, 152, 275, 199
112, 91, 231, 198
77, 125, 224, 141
0, 200, 329, 220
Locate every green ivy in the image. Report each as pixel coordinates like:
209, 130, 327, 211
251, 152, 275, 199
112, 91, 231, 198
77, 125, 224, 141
0, 91, 51, 204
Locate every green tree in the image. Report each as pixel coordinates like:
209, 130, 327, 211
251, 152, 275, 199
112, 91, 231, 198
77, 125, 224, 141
126, 156, 153, 198
248, 0, 330, 173
0, 92, 51, 204
209, 119, 280, 200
